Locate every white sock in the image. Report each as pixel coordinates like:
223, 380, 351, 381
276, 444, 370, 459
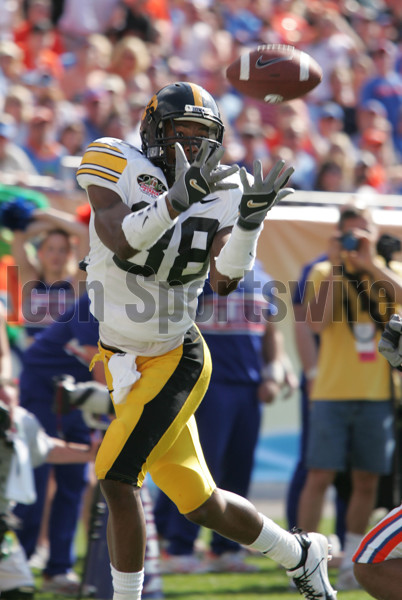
111, 564, 144, 600
340, 532, 364, 571
247, 514, 302, 569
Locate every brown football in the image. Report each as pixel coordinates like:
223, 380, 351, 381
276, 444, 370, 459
226, 44, 323, 104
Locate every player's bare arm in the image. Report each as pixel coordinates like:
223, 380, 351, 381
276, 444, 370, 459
88, 185, 138, 260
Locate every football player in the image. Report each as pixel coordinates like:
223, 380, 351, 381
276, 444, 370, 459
76, 81, 336, 600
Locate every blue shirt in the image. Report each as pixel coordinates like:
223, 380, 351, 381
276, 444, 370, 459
22, 293, 99, 382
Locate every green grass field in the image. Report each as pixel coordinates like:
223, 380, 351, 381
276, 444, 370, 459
31, 519, 374, 599
33, 557, 372, 599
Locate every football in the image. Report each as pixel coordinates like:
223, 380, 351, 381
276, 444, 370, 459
226, 44, 322, 104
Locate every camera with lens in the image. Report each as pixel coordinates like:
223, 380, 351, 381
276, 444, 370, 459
53, 375, 113, 430
340, 232, 360, 251
377, 233, 401, 265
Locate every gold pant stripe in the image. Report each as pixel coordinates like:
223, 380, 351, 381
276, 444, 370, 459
95, 327, 212, 496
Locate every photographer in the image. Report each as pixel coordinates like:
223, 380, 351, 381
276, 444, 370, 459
296, 204, 402, 591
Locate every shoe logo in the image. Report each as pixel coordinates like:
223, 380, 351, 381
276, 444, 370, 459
200, 196, 219, 204
189, 178, 207, 194
142, 215, 149, 227
256, 55, 292, 69
247, 199, 267, 208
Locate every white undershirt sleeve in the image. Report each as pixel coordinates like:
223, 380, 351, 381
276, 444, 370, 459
121, 194, 178, 252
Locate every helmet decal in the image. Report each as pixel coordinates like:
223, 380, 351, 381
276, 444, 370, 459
141, 94, 158, 124
188, 82, 203, 106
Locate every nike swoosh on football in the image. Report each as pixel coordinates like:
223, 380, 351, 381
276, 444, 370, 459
189, 178, 207, 194
255, 55, 292, 69
247, 200, 267, 208
200, 196, 219, 204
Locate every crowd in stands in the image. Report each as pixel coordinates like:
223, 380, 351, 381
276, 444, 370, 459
0, 0, 401, 196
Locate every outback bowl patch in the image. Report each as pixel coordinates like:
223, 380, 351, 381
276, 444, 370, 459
137, 174, 167, 198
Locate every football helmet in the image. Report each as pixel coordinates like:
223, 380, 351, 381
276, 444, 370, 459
140, 82, 224, 178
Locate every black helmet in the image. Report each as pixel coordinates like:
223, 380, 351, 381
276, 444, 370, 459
140, 82, 224, 178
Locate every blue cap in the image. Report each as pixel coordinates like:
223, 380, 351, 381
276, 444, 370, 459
319, 102, 344, 121
361, 99, 387, 117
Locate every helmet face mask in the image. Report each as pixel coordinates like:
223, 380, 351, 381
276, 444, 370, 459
140, 82, 224, 179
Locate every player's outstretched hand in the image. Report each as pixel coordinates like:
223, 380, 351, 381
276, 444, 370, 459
238, 159, 294, 230
378, 313, 402, 369
168, 139, 239, 213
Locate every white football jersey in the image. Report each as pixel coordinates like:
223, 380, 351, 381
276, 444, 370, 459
77, 137, 242, 355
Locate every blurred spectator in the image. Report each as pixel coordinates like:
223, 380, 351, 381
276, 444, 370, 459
2, 84, 35, 147
96, 73, 128, 115
108, 35, 152, 98
395, 105, 402, 159
267, 9, 312, 46
311, 102, 345, 158
314, 161, 345, 193
321, 132, 357, 192
81, 86, 113, 148
125, 91, 152, 147
169, 2, 234, 81
360, 40, 402, 150
350, 6, 383, 50
236, 123, 271, 173
58, 120, 86, 157
353, 151, 378, 192
350, 53, 375, 102
0, 113, 38, 183
22, 107, 66, 180
33, 83, 74, 136
59, 34, 113, 103
280, 118, 317, 190
57, 0, 120, 50
0, 40, 25, 92
217, 0, 263, 45
13, 0, 64, 56
103, 107, 131, 140
198, 64, 243, 126
0, 0, 19, 41
352, 98, 390, 150
267, 99, 314, 154
107, 0, 159, 43
302, 5, 361, 107
17, 20, 64, 82
10, 207, 88, 343
328, 65, 356, 133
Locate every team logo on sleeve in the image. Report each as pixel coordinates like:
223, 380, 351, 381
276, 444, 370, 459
137, 174, 167, 198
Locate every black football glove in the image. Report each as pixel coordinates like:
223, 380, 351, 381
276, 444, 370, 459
378, 314, 402, 370
237, 159, 294, 230
168, 139, 239, 213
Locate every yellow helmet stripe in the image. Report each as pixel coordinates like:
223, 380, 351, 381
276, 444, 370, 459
189, 83, 203, 107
